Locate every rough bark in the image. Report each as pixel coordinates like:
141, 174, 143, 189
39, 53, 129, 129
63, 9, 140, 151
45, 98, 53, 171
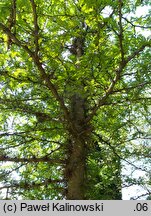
63, 31, 88, 199
64, 94, 89, 199
65, 136, 86, 199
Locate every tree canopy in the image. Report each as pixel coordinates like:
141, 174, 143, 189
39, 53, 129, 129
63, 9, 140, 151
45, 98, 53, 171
0, 0, 151, 200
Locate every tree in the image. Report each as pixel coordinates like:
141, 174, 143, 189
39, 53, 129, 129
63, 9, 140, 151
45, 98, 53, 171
0, 0, 151, 200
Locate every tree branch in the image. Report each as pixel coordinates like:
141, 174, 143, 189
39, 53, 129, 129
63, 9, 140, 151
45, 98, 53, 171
86, 62, 126, 122
0, 178, 64, 190
6, 0, 16, 49
0, 97, 60, 123
86, 42, 150, 122
30, 0, 39, 56
93, 132, 149, 173
112, 81, 151, 94
118, 0, 125, 62
131, 192, 151, 200
0, 155, 64, 164
0, 69, 41, 84
0, 23, 70, 123
122, 16, 151, 29
125, 43, 151, 63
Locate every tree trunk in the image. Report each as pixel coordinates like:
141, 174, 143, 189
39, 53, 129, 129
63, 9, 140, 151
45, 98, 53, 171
64, 94, 89, 199
65, 137, 86, 199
